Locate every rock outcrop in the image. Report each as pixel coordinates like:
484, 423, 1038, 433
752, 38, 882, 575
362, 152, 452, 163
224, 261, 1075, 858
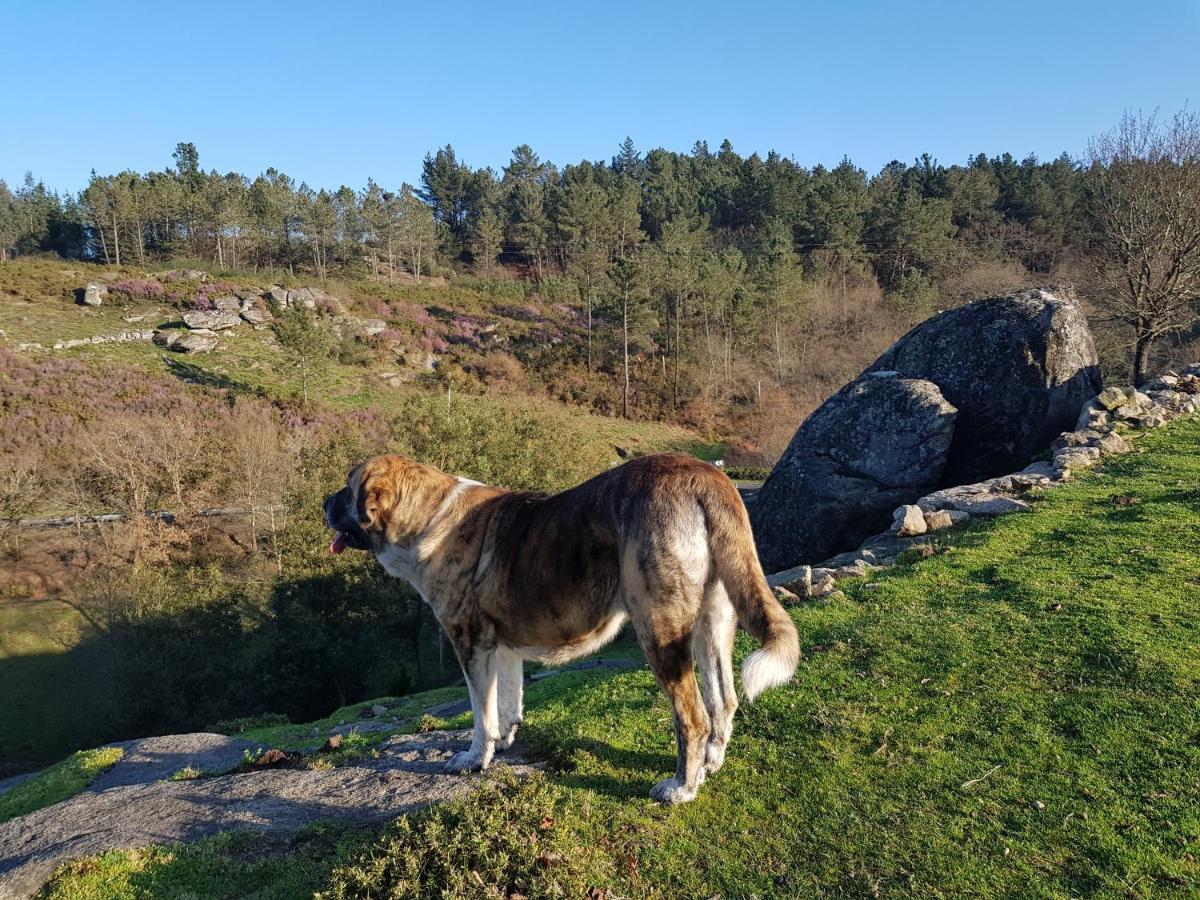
0, 730, 536, 900
867, 288, 1102, 485
182, 310, 240, 331
239, 298, 271, 325
81, 283, 106, 306
750, 372, 957, 573
266, 285, 340, 313
763, 365, 1200, 603
155, 329, 219, 354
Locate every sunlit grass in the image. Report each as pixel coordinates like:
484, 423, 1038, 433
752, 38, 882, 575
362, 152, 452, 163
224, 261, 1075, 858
0, 747, 123, 824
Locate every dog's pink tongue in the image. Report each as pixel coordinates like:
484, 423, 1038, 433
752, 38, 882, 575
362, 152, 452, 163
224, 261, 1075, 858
329, 533, 348, 555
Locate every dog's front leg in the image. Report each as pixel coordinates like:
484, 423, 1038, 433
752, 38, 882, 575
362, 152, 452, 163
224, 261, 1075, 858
445, 645, 499, 774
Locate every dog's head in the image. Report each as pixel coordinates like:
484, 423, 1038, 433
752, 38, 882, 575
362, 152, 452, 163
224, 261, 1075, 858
323, 454, 453, 554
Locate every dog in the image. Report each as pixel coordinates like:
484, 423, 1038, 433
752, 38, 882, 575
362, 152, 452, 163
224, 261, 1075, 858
324, 452, 799, 804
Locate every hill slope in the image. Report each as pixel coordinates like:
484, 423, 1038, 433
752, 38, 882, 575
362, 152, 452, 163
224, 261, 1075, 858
26, 415, 1200, 897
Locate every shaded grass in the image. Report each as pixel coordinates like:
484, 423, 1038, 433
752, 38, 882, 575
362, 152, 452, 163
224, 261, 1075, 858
0, 600, 118, 776
0, 747, 122, 824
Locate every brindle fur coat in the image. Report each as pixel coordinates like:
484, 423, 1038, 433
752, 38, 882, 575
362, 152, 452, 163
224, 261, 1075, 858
324, 453, 799, 804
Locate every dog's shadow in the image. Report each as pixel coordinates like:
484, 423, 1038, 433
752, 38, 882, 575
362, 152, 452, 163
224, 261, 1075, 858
518, 673, 680, 801
522, 727, 675, 800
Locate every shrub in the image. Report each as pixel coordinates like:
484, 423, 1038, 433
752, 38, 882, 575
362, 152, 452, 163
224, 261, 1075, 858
109, 278, 165, 301
395, 393, 613, 492
391, 301, 433, 326
534, 275, 577, 303
334, 333, 375, 367
323, 772, 601, 899
471, 352, 525, 389
183, 294, 216, 311
420, 327, 449, 354
889, 271, 939, 320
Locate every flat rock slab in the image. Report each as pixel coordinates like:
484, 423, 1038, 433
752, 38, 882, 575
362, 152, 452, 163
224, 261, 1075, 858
0, 729, 535, 900
424, 698, 474, 718
89, 733, 261, 792
329, 719, 404, 737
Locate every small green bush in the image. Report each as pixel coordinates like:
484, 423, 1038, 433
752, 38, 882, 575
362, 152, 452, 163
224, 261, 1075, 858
323, 772, 603, 899
209, 713, 290, 736
724, 465, 770, 481
397, 393, 614, 492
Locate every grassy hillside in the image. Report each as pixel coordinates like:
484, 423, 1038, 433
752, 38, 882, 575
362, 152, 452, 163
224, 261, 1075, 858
38, 415, 1200, 898
0, 258, 713, 467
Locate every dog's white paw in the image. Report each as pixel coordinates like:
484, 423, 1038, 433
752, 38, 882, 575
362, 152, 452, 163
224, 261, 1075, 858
444, 750, 487, 774
495, 722, 520, 752
649, 777, 698, 805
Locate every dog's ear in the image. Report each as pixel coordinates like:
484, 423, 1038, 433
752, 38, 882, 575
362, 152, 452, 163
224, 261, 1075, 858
355, 461, 397, 533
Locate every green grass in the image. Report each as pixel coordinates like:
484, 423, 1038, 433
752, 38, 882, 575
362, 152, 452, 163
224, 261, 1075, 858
38, 827, 370, 900
39, 416, 1200, 898
0, 747, 123, 824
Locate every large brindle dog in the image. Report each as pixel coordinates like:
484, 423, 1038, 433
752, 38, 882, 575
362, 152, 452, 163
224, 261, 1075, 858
324, 453, 799, 804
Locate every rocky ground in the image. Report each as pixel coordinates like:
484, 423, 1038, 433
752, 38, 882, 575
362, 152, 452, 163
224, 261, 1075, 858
0, 657, 639, 899
0, 730, 537, 899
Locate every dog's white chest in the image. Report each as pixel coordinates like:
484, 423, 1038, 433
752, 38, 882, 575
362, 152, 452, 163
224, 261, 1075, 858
376, 543, 421, 583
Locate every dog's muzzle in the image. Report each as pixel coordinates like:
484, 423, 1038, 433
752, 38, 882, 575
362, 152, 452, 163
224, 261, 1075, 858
324, 488, 371, 554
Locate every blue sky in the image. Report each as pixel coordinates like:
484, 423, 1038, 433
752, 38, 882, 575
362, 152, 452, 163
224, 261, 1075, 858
2, 0, 1197, 193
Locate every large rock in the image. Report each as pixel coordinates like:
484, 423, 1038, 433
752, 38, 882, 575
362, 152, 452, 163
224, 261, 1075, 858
750, 372, 957, 573
182, 310, 240, 331
239, 304, 271, 326
81, 283, 106, 306
290, 286, 338, 311
170, 330, 219, 354
866, 288, 1102, 485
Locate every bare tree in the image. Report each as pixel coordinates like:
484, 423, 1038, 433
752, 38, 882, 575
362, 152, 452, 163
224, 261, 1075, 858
78, 414, 209, 564
1084, 108, 1200, 384
0, 452, 40, 554
225, 401, 298, 570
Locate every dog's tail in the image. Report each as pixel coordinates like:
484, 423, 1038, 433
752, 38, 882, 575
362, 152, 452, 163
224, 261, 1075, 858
704, 478, 800, 703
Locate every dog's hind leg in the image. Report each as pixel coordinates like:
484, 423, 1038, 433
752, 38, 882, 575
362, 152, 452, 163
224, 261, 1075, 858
695, 580, 738, 775
641, 630, 711, 805
495, 646, 524, 752
626, 577, 710, 803
444, 641, 500, 773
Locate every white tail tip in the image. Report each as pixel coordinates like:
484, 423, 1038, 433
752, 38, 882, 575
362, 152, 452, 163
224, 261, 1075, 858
740, 647, 797, 703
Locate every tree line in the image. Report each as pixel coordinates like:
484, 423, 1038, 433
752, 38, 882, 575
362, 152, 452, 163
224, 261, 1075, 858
2, 109, 1198, 383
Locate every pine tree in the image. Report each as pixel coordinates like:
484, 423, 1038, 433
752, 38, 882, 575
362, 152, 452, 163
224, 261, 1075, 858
271, 307, 332, 408
471, 206, 503, 275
